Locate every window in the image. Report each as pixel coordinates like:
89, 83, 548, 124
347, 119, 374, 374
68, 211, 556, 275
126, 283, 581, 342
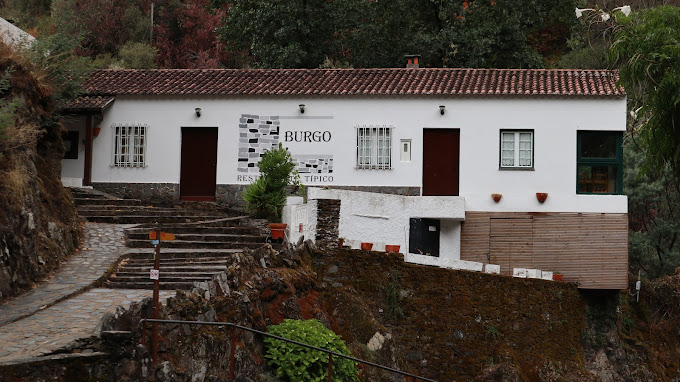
577, 131, 623, 194
356, 125, 392, 169
113, 124, 147, 167
400, 139, 411, 162
500, 130, 533, 169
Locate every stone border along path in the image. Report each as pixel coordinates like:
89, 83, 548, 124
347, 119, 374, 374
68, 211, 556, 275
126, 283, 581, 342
0, 222, 174, 364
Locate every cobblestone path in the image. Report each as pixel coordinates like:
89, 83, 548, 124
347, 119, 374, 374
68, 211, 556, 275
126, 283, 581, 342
0, 223, 174, 365
0, 223, 130, 326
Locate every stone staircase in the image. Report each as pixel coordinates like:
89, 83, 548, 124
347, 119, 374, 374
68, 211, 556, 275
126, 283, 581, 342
70, 187, 273, 290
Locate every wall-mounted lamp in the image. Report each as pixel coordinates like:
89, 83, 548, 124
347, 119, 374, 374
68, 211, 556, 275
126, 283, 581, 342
195, 107, 202, 117
299, 104, 305, 114
439, 105, 446, 115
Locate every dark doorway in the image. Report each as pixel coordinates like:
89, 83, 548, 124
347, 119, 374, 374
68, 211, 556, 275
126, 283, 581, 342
409, 218, 441, 256
180, 127, 218, 201
422, 128, 459, 196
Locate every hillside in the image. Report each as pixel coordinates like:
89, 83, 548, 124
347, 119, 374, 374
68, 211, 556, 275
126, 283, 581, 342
3, 244, 679, 381
0, 42, 80, 301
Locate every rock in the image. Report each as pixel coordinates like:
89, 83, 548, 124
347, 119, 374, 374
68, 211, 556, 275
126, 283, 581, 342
367, 331, 386, 351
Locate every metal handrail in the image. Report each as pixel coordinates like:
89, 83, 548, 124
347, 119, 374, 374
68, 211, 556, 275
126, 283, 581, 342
140, 318, 437, 382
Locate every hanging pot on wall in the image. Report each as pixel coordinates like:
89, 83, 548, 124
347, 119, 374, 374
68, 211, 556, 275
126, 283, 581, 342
93, 127, 102, 137
536, 192, 548, 203
491, 193, 502, 203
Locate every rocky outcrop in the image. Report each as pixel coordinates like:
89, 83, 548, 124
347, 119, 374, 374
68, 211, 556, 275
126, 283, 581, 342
0, 43, 81, 301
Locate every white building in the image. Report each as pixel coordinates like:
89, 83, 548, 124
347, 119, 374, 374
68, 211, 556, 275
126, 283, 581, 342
62, 67, 628, 289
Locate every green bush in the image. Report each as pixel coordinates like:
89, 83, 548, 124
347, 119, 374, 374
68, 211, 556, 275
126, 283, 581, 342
265, 319, 359, 382
243, 144, 300, 222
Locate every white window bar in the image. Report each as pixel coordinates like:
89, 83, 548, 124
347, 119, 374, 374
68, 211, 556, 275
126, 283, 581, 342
113, 124, 147, 167
356, 125, 392, 169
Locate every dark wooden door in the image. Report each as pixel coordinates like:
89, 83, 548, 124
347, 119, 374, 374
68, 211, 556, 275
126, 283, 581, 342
422, 129, 459, 196
180, 127, 218, 201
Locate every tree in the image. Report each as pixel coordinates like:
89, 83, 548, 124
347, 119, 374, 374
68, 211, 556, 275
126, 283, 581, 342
154, 0, 230, 68
609, 6, 680, 177
625, 140, 680, 278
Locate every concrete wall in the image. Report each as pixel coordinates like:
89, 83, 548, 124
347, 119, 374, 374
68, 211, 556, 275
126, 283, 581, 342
68, 94, 627, 213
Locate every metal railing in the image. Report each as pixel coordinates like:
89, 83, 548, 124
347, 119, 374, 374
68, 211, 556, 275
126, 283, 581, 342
140, 318, 436, 382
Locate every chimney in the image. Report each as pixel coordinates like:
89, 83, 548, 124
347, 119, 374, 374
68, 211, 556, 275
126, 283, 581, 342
405, 54, 421, 68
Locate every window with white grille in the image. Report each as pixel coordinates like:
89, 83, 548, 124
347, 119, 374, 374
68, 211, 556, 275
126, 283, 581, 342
356, 126, 392, 169
112, 124, 147, 167
500, 130, 533, 169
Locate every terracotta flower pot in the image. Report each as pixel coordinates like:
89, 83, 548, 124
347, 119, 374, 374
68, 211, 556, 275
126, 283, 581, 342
93, 127, 102, 137
491, 193, 502, 203
269, 223, 287, 240
553, 274, 563, 281
536, 192, 548, 203
385, 245, 401, 252
338, 238, 344, 248
360, 242, 373, 251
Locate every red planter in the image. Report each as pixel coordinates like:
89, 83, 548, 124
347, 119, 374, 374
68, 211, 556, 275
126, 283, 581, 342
536, 192, 548, 203
338, 238, 344, 248
553, 274, 563, 281
491, 193, 502, 203
93, 127, 102, 137
360, 242, 373, 251
385, 245, 401, 252
269, 223, 287, 240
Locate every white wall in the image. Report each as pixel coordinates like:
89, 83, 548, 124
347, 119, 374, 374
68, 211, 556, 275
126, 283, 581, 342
87, 95, 627, 213
303, 188, 464, 257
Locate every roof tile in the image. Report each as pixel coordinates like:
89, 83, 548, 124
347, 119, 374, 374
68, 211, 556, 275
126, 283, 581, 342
79, 68, 624, 98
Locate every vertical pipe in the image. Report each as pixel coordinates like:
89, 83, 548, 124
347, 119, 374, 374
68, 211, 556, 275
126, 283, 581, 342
152, 229, 161, 367
230, 325, 236, 380
327, 352, 332, 382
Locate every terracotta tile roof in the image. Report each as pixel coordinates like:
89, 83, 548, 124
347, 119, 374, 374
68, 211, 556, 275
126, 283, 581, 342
64, 95, 115, 112
81, 68, 624, 97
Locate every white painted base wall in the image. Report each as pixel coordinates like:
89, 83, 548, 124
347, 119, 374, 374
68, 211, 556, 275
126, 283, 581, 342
284, 187, 466, 263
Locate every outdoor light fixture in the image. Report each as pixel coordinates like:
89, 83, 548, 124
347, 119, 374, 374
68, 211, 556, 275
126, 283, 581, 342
439, 105, 446, 115
195, 108, 201, 117
299, 104, 305, 114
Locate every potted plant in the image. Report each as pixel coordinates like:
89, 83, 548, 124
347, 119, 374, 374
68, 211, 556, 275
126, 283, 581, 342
243, 144, 301, 240
491, 193, 502, 203
338, 237, 345, 248
385, 245, 401, 252
553, 271, 563, 281
361, 242, 373, 250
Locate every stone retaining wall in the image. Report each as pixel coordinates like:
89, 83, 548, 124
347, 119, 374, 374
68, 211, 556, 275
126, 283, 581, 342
314, 199, 341, 248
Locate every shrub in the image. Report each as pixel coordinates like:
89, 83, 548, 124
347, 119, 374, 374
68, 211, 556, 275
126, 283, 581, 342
265, 319, 359, 382
242, 144, 300, 222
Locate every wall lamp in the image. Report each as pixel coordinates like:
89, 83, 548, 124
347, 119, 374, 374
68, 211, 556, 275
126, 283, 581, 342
195, 108, 202, 117
439, 105, 446, 115
299, 104, 305, 114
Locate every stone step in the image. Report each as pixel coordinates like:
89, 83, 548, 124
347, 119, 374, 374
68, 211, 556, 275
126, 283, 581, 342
122, 249, 242, 257
74, 198, 142, 206
127, 232, 266, 242
113, 271, 224, 279
103, 280, 196, 290
126, 239, 266, 249
123, 257, 232, 265
117, 264, 228, 272
81, 215, 224, 224
126, 225, 257, 235
77, 207, 209, 216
